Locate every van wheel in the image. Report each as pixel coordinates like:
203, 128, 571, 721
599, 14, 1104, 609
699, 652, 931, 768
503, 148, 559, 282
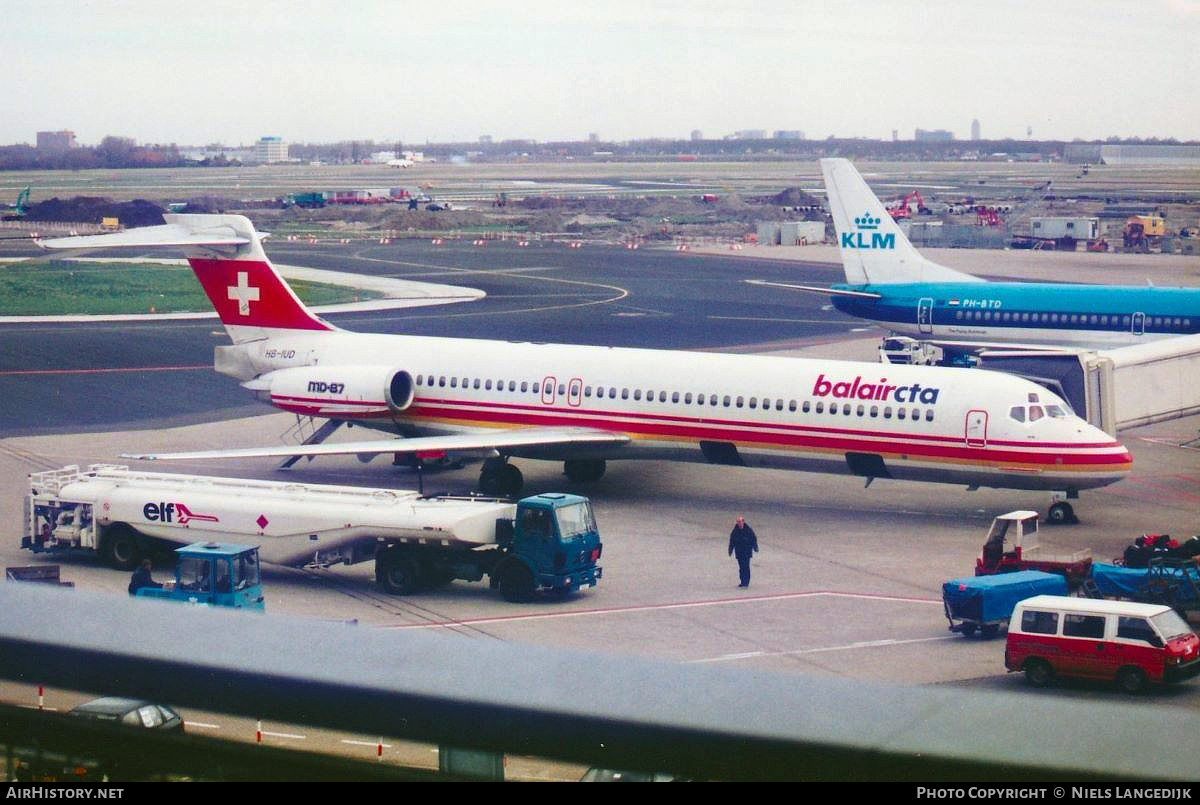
1024, 659, 1053, 688
960, 623, 977, 637
102, 525, 142, 571
1116, 667, 1148, 694
980, 624, 999, 639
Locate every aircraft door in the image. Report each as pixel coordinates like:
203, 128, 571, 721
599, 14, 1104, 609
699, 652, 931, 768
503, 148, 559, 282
917, 297, 934, 334
541, 376, 556, 405
965, 409, 988, 447
567, 377, 583, 407
1132, 312, 1145, 336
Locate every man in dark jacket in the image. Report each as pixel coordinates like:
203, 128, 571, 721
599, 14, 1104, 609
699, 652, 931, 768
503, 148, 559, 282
728, 517, 759, 588
128, 559, 162, 597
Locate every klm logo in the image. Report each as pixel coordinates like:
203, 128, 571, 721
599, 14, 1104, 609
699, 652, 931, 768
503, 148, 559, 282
841, 213, 895, 250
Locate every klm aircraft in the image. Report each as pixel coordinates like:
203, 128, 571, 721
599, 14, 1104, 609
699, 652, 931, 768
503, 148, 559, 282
770, 159, 1199, 350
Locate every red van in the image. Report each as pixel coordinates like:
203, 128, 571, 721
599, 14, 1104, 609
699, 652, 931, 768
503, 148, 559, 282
1006, 595, 1200, 693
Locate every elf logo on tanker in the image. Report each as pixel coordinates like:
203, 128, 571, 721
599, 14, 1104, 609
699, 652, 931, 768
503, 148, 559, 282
812, 373, 941, 404
142, 502, 221, 526
840, 212, 895, 250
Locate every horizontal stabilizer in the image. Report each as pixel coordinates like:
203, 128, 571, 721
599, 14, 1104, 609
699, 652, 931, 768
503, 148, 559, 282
37, 222, 253, 251
746, 279, 882, 299
121, 427, 631, 462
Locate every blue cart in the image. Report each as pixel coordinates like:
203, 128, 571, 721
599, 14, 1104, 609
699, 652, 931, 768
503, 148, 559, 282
943, 570, 1067, 638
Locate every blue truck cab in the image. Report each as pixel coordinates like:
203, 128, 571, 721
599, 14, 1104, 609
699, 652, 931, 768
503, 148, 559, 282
498, 493, 603, 602
137, 542, 265, 612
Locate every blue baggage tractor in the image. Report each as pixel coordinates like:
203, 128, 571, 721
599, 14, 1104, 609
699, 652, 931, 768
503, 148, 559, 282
943, 570, 1068, 638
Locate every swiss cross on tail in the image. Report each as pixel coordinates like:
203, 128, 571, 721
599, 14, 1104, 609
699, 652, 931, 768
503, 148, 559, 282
189, 258, 330, 331
227, 271, 260, 316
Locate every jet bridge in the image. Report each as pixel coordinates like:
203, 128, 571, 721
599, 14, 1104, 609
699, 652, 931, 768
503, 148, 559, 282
975, 333, 1200, 435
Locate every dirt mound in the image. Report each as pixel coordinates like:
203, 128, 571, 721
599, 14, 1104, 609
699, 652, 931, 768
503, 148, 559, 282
23, 197, 166, 227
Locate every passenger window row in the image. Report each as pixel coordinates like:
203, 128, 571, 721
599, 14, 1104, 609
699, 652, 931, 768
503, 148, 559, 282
954, 310, 1192, 331
410, 374, 936, 422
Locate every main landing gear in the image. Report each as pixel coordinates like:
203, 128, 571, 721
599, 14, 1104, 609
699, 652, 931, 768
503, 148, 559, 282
1046, 491, 1079, 526
564, 459, 606, 484
478, 458, 524, 497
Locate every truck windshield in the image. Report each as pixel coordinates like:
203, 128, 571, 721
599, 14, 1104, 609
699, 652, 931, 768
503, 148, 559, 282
1151, 610, 1194, 642
555, 501, 596, 539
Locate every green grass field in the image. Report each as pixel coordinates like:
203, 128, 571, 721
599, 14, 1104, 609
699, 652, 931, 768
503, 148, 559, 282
0, 260, 377, 315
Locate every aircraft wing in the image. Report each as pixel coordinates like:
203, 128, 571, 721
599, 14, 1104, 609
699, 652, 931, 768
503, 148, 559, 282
745, 279, 882, 299
121, 427, 631, 461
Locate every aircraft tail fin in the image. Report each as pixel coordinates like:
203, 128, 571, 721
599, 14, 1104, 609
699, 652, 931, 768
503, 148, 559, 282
38, 214, 334, 343
820, 159, 983, 286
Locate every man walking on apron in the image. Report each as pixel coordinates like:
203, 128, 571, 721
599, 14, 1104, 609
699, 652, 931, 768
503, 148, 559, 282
728, 517, 759, 588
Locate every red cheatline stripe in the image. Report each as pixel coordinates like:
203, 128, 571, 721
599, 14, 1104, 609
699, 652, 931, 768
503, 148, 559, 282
0, 365, 210, 377
397, 403, 1130, 468
414, 395, 1123, 451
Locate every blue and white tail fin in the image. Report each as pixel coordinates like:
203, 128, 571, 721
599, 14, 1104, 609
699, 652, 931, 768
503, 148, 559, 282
820, 158, 983, 286
38, 214, 334, 344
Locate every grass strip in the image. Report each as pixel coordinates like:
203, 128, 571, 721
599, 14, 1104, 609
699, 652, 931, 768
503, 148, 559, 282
0, 260, 378, 315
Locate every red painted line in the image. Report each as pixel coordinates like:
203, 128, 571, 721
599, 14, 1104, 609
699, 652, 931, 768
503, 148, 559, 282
379, 590, 942, 631
0, 365, 210, 377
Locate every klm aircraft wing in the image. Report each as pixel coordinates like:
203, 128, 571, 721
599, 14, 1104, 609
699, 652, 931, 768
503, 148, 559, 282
121, 427, 631, 461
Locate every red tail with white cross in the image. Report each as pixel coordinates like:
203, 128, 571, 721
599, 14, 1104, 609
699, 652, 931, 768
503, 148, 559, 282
36, 213, 335, 344
187, 256, 332, 339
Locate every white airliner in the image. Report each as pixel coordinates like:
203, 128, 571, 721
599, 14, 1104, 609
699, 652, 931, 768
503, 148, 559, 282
40, 214, 1132, 522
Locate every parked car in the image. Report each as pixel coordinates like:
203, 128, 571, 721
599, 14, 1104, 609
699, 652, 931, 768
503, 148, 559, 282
68, 697, 184, 732
12, 698, 184, 781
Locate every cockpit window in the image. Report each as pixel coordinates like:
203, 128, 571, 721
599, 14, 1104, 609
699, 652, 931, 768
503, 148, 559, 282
1028, 406, 1045, 422
1027, 392, 1040, 403
1009, 406, 1025, 423
1045, 405, 1067, 418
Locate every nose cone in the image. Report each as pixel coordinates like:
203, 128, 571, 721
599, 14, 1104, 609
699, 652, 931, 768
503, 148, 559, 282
1074, 420, 1133, 487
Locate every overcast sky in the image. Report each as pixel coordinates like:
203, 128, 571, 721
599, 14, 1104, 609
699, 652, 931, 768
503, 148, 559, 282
4, 0, 1198, 146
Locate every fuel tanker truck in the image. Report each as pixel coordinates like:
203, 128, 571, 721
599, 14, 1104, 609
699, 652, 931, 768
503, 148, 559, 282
23, 465, 602, 602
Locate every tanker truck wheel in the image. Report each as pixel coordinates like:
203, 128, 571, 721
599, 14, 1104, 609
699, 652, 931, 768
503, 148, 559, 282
376, 548, 421, 595
496, 558, 536, 603
102, 525, 142, 571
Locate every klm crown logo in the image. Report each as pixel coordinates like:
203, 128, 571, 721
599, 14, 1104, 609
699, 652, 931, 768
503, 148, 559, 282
854, 213, 881, 230
842, 211, 895, 250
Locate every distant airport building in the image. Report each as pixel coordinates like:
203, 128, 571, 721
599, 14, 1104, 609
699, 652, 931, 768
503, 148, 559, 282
733, 129, 767, 140
690, 129, 703, 141
37, 130, 76, 152
971, 119, 981, 140
182, 146, 254, 163
479, 135, 493, 144
1065, 143, 1200, 166
773, 130, 804, 140
254, 136, 288, 163
915, 128, 954, 142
